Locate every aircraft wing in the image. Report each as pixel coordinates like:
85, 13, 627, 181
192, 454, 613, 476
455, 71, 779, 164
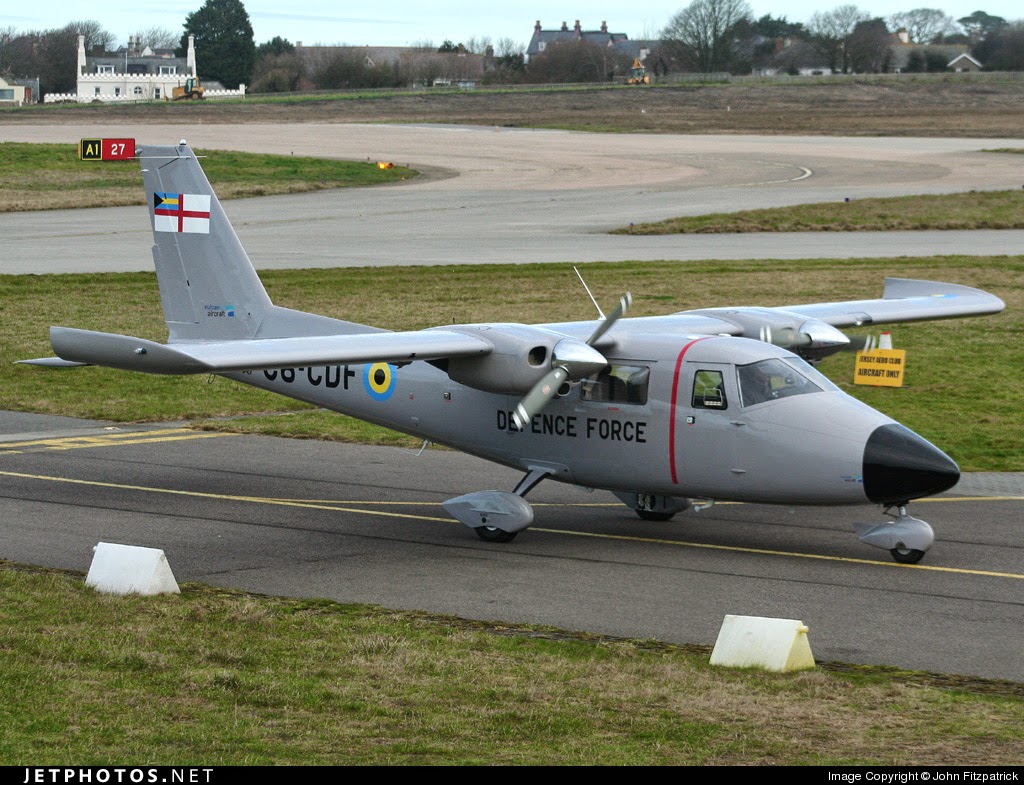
777, 278, 1005, 327
19, 326, 491, 375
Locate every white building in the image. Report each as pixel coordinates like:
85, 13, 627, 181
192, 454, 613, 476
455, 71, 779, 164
44, 34, 245, 103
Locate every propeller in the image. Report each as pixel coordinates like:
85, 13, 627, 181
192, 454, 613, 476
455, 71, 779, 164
512, 293, 631, 430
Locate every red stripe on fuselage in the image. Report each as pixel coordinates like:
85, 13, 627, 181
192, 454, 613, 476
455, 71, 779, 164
668, 337, 711, 485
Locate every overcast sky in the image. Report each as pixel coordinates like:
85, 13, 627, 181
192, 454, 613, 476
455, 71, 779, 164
7, 1, 1022, 48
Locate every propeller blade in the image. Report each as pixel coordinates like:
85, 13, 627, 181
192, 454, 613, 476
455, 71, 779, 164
844, 334, 876, 352
513, 293, 628, 430
586, 292, 631, 346
512, 366, 569, 430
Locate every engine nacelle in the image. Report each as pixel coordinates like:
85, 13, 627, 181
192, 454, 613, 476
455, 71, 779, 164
444, 324, 564, 394
691, 307, 851, 361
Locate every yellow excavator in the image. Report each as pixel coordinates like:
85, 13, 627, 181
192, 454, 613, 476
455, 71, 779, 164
626, 58, 650, 85
171, 77, 204, 100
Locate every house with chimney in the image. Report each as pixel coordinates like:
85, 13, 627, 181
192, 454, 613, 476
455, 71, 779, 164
526, 20, 652, 65
44, 34, 245, 102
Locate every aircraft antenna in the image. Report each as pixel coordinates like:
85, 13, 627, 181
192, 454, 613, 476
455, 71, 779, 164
574, 267, 605, 320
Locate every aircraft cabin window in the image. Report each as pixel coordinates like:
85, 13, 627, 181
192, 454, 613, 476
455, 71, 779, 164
691, 370, 727, 409
738, 358, 824, 407
580, 364, 649, 405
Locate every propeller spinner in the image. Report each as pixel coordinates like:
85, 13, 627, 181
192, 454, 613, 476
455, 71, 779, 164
511, 293, 631, 430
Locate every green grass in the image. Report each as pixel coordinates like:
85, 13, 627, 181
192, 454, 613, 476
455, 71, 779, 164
1, 562, 1021, 765
614, 189, 1024, 234
0, 143, 416, 212
3, 257, 1021, 471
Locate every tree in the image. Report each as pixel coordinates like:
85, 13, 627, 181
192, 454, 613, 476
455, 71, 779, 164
257, 36, 295, 58
973, 22, 1024, 70
483, 38, 525, 84
888, 8, 957, 44
178, 0, 256, 89
250, 52, 303, 92
67, 19, 116, 52
808, 4, 870, 73
131, 27, 180, 50
311, 49, 398, 89
463, 36, 492, 55
847, 18, 892, 72
437, 39, 458, 53
36, 26, 80, 95
957, 10, 1008, 43
661, 0, 753, 73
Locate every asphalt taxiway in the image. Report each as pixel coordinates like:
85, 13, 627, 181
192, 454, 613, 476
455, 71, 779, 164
1, 413, 1021, 683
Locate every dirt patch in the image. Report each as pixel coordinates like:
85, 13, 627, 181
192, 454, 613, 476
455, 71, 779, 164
4, 80, 1023, 137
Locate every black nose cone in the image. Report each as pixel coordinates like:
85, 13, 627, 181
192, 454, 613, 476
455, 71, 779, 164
863, 423, 960, 504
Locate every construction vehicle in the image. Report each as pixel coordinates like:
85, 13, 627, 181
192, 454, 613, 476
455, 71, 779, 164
171, 77, 204, 100
626, 58, 650, 85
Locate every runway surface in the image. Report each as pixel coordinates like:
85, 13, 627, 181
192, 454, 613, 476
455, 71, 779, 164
1, 124, 1023, 273
2, 124, 1021, 683
1, 413, 1022, 683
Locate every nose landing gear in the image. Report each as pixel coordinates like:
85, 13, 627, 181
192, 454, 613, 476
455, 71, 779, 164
855, 504, 934, 564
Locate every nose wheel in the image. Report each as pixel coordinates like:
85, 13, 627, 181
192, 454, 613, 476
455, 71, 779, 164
855, 504, 935, 563
475, 525, 518, 543
889, 546, 926, 565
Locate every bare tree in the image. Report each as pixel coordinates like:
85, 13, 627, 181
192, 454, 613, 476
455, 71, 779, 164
661, 0, 753, 73
495, 38, 523, 59
463, 36, 492, 55
888, 8, 957, 44
131, 27, 180, 50
809, 4, 870, 73
67, 19, 116, 52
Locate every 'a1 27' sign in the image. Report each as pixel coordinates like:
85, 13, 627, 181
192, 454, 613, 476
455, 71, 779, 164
79, 138, 136, 161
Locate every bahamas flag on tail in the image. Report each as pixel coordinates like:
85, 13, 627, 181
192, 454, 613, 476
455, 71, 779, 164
153, 192, 211, 234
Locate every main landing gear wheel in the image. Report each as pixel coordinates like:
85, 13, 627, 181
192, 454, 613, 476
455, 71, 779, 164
890, 547, 925, 565
635, 510, 676, 522
475, 526, 518, 543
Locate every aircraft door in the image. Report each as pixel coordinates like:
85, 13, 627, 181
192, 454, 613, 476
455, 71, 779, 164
672, 362, 742, 497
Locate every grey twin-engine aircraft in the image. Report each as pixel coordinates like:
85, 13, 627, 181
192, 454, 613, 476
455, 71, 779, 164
22, 143, 1006, 564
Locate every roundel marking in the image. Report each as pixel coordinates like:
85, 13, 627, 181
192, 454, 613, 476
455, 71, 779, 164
363, 362, 397, 401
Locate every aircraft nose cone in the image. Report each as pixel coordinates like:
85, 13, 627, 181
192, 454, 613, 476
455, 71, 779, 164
862, 423, 960, 504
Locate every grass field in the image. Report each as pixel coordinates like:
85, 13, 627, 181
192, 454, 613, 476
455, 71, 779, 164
2, 561, 1021, 765
0, 143, 415, 212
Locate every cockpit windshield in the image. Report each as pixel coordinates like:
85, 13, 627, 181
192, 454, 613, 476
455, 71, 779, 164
738, 357, 834, 407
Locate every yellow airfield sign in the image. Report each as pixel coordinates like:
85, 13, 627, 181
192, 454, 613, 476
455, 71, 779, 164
854, 349, 906, 387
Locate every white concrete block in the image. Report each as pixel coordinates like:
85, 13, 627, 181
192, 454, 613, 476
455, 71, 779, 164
709, 614, 815, 672
85, 542, 180, 596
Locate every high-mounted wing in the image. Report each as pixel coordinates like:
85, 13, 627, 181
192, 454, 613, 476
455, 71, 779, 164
776, 277, 1006, 326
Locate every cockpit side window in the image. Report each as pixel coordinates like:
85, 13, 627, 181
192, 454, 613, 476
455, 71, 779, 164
581, 364, 649, 405
691, 369, 727, 409
738, 358, 824, 407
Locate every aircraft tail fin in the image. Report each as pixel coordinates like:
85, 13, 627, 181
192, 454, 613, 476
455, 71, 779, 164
141, 143, 274, 342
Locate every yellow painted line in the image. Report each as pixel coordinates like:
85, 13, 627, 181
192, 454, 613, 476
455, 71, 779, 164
0, 429, 238, 453
1, 469, 1022, 580
0, 469, 451, 523
528, 527, 1024, 579
919, 495, 1024, 502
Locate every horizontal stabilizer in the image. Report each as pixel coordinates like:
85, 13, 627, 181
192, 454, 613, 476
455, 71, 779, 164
17, 357, 89, 368
47, 326, 492, 375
